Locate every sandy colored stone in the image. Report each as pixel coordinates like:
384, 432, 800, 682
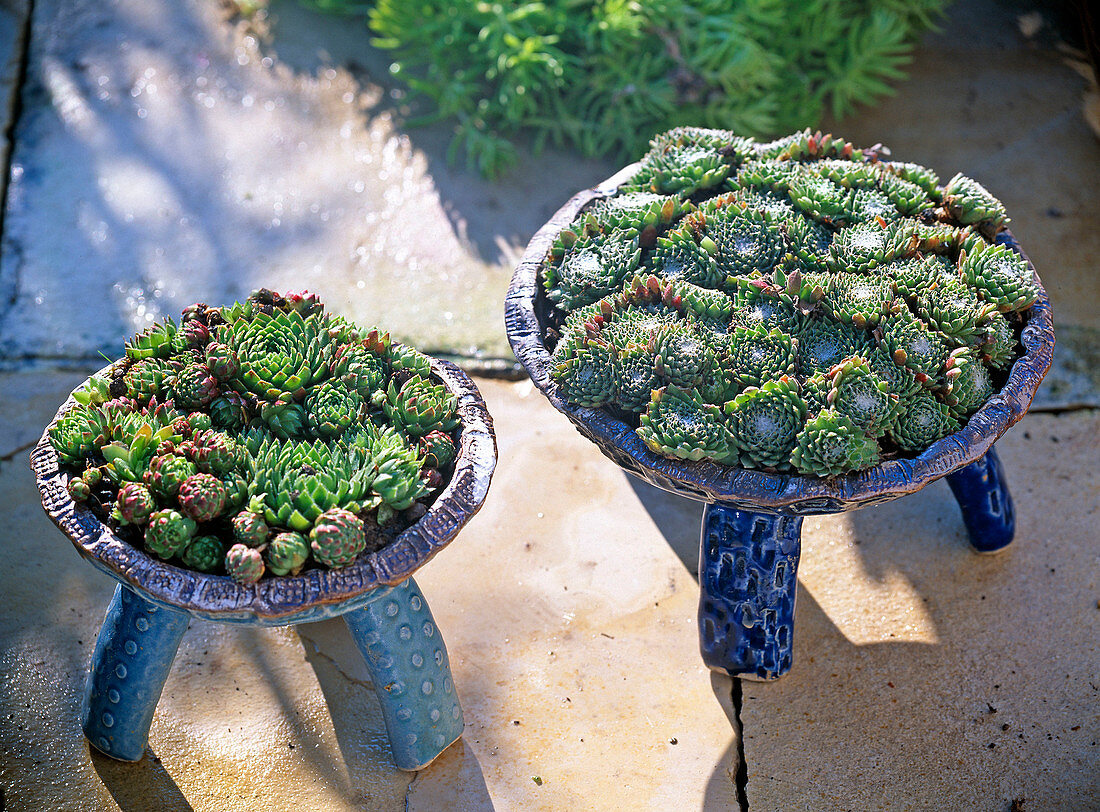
0, 0, 615, 365
409, 379, 740, 811
741, 412, 1100, 810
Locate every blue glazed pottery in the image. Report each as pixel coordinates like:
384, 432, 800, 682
505, 165, 1055, 681
33, 355, 496, 769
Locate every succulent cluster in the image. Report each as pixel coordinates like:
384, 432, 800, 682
50, 290, 460, 584
544, 128, 1037, 478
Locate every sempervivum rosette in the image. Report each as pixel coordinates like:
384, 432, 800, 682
541, 128, 1041, 477
47, 289, 463, 584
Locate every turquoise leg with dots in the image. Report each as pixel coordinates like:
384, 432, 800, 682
342, 577, 464, 770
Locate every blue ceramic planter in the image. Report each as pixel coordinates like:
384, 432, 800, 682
33, 356, 496, 770
505, 165, 1055, 681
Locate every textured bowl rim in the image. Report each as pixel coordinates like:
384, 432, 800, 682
504, 164, 1056, 515
32, 353, 497, 624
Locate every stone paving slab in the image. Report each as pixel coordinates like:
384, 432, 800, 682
738, 412, 1100, 810
0, 0, 615, 368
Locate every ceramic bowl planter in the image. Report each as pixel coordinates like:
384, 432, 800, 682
33, 355, 496, 770
505, 163, 1055, 681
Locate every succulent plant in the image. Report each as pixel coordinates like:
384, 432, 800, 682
649, 322, 713, 390
382, 376, 459, 438
552, 345, 616, 408
941, 173, 1007, 232
173, 362, 218, 410
48, 406, 100, 464
208, 391, 250, 432
943, 348, 994, 417
649, 228, 722, 289
959, 242, 1039, 313
890, 390, 960, 452
145, 509, 198, 560
204, 342, 240, 382
543, 229, 642, 311
124, 359, 174, 403
259, 399, 307, 440
704, 207, 786, 277
51, 289, 461, 580
68, 477, 92, 502
333, 339, 388, 397
186, 429, 244, 476
266, 531, 310, 576
795, 319, 865, 378
826, 356, 900, 438
370, 434, 431, 525
115, 482, 157, 525
542, 127, 1038, 477
419, 430, 457, 472
725, 376, 807, 469
144, 453, 197, 499
728, 325, 797, 388
790, 409, 881, 477
182, 535, 226, 573
309, 507, 366, 569
225, 543, 265, 584
177, 473, 228, 522
978, 313, 1018, 370
305, 378, 362, 438
227, 308, 332, 401
125, 319, 177, 360
232, 499, 270, 547
387, 343, 433, 380
636, 386, 738, 464
878, 310, 950, 387
611, 341, 662, 412
249, 433, 374, 532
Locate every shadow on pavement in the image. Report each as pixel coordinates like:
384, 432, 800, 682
91, 747, 194, 812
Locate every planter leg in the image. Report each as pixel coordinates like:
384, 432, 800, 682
698, 504, 803, 681
946, 445, 1016, 553
343, 578, 464, 771
82, 584, 189, 761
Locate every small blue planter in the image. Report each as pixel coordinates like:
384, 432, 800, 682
505, 166, 1055, 682
33, 357, 496, 769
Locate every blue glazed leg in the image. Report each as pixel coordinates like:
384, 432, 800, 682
342, 578, 463, 770
82, 584, 189, 761
946, 445, 1016, 553
698, 504, 803, 681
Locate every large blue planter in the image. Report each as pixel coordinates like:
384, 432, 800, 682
33, 356, 497, 769
505, 166, 1055, 681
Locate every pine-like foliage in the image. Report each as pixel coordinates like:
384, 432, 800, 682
362, 0, 948, 177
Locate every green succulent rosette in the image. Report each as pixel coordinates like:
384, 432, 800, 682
227, 308, 333, 401
728, 325, 797, 388
248, 433, 374, 533
266, 531, 310, 576
636, 386, 738, 464
790, 409, 881, 477
825, 356, 900, 439
382, 376, 459, 438
724, 376, 807, 469
890, 390, 960, 452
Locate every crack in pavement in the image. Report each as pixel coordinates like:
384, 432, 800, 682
733, 678, 749, 812
0, 0, 34, 335
296, 629, 377, 692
